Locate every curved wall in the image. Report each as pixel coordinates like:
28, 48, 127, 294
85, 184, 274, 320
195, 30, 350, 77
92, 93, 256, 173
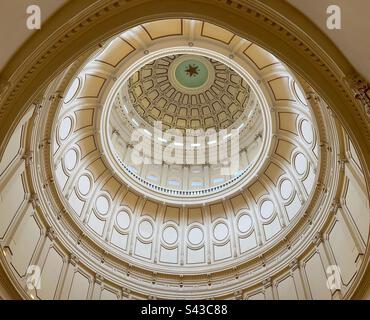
0, 1, 369, 300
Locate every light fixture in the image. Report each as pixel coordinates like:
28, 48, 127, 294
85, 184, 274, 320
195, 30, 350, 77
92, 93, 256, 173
123, 104, 128, 113
132, 118, 139, 127
207, 140, 217, 145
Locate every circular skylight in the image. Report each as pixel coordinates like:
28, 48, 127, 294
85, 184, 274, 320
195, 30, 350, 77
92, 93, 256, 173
174, 56, 209, 89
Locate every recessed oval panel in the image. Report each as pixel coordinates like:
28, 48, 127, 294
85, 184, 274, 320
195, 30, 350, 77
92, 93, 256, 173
64, 149, 78, 171
280, 179, 293, 200
96, 196, 109, 215
59, 117, 72, 140
116, 211, 131, 230
294, 153, 307, 175
260, 200, 274, 219
162, 226, 178, 244
213, 223, 229, 241
294, 81, 307, 105
139, 220, 153, 239
237, 214, 253, 233
188, 227, 204, 245
64, 78, 80, 103
78, 175, 91, 195
301, 119, 313, 144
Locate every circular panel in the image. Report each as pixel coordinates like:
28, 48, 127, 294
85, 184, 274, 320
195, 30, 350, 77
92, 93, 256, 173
64, 149, 77, 171
214, 223, 229, 241
188, 227, 204, 245
64, 78, 80, 103
237, 214, 253, 233
59, 117, 72, 140
96, 196, 109, 215
175, 58, 209, 89
294, 153, 308, 175
260, 200, 274, 219
139, 220, 153, 239
78, 175, 91, 195
163, 226, 178, 245
116, 211, 131, 230
301, 119, 313, 144
280, 179, 293, 200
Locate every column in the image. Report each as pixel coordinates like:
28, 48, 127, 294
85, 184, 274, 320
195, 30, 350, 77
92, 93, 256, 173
313, 232, 342, 299
289, 259, 308, 300
91, 274, 104, 300
262, 278, 274, 300
204, 164, 210, 188
182, 165, 189, 189
160, 164, 168, 185
60, 254, 79, 300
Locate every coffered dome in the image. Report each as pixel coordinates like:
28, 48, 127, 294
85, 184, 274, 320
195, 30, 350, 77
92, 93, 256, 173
0, 8, 368, 301
50, 19, 322, 276
126, 54, 252, 132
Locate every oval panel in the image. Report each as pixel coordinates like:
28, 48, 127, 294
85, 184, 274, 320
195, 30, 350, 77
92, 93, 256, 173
294, 153, 307, 175
301, 119, 313, 144
96, 196, 109, 215
280, 179, 293, 200
162, 226, 178, 245
64, 149, 78, 171
213, 223, 229, 241
78, 175, 91, 195
116, 211, 131, 230
139, 220, 153, 239
188, 227, 204, 245
294, 81, 307, 105
64, 78, 80, 103
59, 117, 72, 140
237, 214, 253, 233
260, 200, 274, 219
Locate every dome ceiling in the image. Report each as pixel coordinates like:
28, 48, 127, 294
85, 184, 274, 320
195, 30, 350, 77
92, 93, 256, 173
49, 18, 321, 277
109, 48, 265, 201
127, 54, 252, 131
0, 9, 368, 301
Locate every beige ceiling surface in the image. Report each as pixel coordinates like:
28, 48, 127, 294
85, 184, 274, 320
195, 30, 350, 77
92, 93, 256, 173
0, 0, 68, 71
1, 0, 368, 82
287, 0, 370, 81
0, 3, 368, 300
51, 19, 319, 271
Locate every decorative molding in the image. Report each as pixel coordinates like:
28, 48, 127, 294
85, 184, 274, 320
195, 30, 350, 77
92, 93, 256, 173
345, 72, 370, 118
0, 0, 368, 300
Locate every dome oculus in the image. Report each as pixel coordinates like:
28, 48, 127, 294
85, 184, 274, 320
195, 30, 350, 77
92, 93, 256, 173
174, 58, 209, 89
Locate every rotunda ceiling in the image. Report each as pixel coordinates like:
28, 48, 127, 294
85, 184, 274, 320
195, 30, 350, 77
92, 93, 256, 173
0, 3, 368, 301
107, 47, 266, 202
126, 54, 252, 132
49, 19, 321, 278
